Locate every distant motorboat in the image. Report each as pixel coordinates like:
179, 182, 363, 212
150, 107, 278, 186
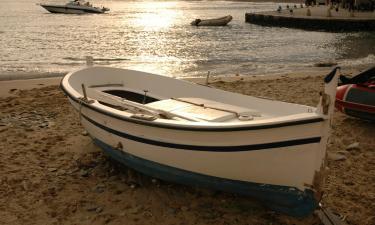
39, 0, 109, 14
191, 15, 233, 26
61, 66, 341, 217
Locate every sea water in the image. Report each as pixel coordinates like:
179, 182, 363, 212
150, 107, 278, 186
0, 0, 374, 79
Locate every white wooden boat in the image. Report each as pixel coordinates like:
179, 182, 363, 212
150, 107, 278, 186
191, 15, 233, 26
61, 66, 340, 217
39, 0, 109, 14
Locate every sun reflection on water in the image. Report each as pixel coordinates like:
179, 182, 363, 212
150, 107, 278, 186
131, 2, 181, 31
126, 1, 184, 75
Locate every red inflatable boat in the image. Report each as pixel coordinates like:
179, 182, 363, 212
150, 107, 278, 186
335, 67, 375, 121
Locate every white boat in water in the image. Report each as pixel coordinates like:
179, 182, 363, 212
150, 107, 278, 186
39, 0, 109, 14
191, 15, 233, 26
61, 66, 340, 217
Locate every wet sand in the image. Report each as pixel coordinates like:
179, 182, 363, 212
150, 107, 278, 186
0, 73, 374, 225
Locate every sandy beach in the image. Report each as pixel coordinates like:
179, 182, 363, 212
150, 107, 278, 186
0, 71, 374, 225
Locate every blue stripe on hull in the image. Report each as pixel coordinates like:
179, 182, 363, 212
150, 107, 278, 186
93, 138, 318, 217
82, 114, 321, 152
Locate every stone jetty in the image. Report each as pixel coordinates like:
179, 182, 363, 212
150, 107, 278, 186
245, 6, 375, 31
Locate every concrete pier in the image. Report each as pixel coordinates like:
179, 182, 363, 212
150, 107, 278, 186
245, 6, 375, 31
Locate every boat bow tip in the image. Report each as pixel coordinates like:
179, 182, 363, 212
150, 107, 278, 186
324, 67, 341, 84
317, 67, 341, 117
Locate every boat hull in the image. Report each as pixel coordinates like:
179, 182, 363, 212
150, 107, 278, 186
191, 15, 233, 26
60, 66, 339, 217
63, 94, 325, 217
335, 84, 375, 121
94, 138, 317, 217
40, 4, 105, 14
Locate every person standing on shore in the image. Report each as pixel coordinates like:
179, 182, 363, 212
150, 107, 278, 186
348, 0, 355, 11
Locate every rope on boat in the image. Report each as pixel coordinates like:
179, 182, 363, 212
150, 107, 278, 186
171, 98, 238, 115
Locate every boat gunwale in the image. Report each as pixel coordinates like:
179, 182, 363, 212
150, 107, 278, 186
61, 79, 325, 131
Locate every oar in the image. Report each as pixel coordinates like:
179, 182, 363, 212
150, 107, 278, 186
85, 88, 203, 122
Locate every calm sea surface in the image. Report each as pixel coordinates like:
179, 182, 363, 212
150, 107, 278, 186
0, 0, 374, 79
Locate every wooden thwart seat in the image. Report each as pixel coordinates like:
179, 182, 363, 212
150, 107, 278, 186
146, 97, 261, 122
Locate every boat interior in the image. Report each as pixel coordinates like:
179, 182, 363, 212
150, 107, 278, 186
86, 85, 262, 123
65, 67, 319, 124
